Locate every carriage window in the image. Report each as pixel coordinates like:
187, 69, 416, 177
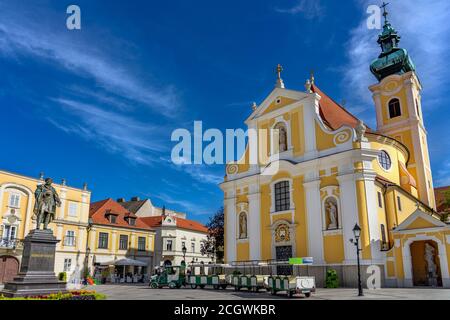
275, 181, 290, 212
388, 98, 401, 118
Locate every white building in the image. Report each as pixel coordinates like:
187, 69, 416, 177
120, 197, 210, 268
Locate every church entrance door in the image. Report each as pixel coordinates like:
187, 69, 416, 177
410, 240, 442, 287
275, 246, 293, 275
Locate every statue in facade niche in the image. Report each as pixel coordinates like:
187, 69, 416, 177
326, 199, 338, 230
239, 213, 247, 239
278, 126, 288, 153
34, 178, 61, 230
355, 120, 368, 142
425, 243, 438, 281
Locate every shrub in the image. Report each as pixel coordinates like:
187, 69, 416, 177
58, 272, 67, 282
0, 290, 106, 300
325, 269, 339, 288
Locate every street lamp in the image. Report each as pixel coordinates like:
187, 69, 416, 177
182, 245, 187, 264
350, 223, 363, 296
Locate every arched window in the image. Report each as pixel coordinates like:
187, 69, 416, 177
274, 122, 288, 153
274, 181, 290, 212
238, 212, 247, 239
388, 98, 401, 118
324, 197, 339, 230
378, 150, 392, 170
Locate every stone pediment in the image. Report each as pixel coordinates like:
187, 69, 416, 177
393, 209, 447, 232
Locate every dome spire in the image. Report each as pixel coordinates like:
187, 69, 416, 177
369, 2, 416, 81
275, 64, 285, 89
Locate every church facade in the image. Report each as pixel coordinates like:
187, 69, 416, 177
220, 13, 450, 288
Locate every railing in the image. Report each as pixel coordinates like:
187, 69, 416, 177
0, 238, 23, 250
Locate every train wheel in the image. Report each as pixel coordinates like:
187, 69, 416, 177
150, 282, 158, 289
191, 284, 198, 289
213, 285, 219, 290
221, 284, 227, 290
304, 292, 311, 298
169, 282, 176, 289
199, 285, 205, 289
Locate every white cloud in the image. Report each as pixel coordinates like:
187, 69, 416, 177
49, 98, 169, 165
342, 0, 450, 126
275, 0, 325, 19
0, 5, 179, 117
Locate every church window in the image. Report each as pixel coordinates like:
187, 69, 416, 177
238, 212, 247, 239
388, 98, 401, 118
378, 151, 392, 170
275, 181, 290, 212
397, 196, 402, 211
380, 224, 387, 248
377, 192, 383, 208
274, 122, 288, 153
415, 99, 420, 119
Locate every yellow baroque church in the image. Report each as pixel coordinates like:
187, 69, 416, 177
220, 13, 450, 288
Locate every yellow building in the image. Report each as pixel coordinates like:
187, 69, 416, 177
88, 199, 155, 281
220, 12, 450, 288
0, 170, 90, 284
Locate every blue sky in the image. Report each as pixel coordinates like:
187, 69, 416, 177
1, 0, 450, 223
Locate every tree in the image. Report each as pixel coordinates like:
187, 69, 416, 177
441, 190, 450, 222
201, 207, 224, 262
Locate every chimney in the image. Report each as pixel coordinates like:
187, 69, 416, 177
117, 198, 126, 203
131, 197, 140, 202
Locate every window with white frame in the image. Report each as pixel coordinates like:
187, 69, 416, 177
63, 258, 72, 272
64, 230, 76, 246
68, 202, 78, 217
8, 193, 20, 208
191, 242, 195, 253
166, 239, 173, 251
274, 181, 290, 212
2, 225, 17, 241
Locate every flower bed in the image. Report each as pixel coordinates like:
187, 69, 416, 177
0, 290, 106, 300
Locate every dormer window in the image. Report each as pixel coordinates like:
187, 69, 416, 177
128, 217, 136, 226
105, 209, 118, 224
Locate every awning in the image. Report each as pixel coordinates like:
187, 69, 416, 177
100, 258, 148, 267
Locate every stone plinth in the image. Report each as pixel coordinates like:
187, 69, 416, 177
0, 229, 67, 297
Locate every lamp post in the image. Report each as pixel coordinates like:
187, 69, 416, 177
350, 223, 364, 296
182, 245, 187, 264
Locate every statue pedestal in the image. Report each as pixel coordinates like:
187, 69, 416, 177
0, 229, 67, 297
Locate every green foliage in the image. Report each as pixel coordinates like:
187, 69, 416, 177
58, 272, 67, 282
325, 269, 339, 288
201, 207, 225, 262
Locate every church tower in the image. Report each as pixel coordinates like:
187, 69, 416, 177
369, 5, 435, 209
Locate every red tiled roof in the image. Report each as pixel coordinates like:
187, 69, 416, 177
89, 198, 153, 231
312, 84, 370, 131
435, 186, 450, 213
140, 216, 208, 233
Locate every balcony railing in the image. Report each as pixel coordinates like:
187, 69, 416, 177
0, 238, 23, 250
